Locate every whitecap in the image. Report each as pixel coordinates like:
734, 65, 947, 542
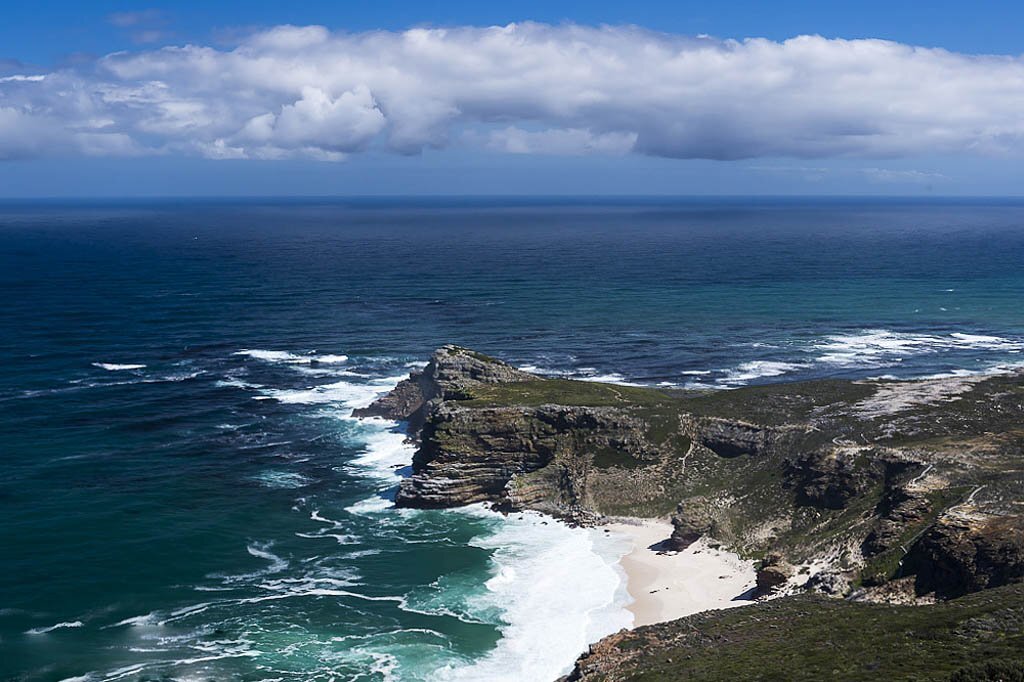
295, 531, 360, 545
436, 506, 633, 681
253, 471, 311, 490
257, 374, 406, 409
577, 373, 646, 387
215, 377, 259, 389
92, 363, 145, 371
310, 509, 341, 525
233, 349, 310, 363
719, 360, 804, 385
314, 354, 350, 364
344, 495, 393, 516
25, 620, 84, 634
246, 542, 288, 574
811, 329, 1023, 368
233, 349, 348, 365
107, 613, 159, 628
348, 422, 415, 481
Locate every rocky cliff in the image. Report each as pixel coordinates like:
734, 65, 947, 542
558, 583, 1024, 681
363, 346, 1024, 604
352, 344, 537, 432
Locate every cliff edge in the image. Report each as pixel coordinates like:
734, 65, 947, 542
362, 346, 1024, 603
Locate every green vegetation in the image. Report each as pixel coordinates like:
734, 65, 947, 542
407, 349, 1024, 605
462, 379, 676, 408
859, 486, 970, 587
949, 661, 1024, 682
576, 584, 1024, 681
466, 350, 502, 364
591, 445, 644, 469
681, 378, 877, 426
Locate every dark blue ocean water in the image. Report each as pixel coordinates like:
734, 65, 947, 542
2, 198, 1023, 681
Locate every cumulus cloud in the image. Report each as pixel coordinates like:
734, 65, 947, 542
3, 23, 1024, 162
483, 127, 638, 155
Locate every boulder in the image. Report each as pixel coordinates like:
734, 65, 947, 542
756, 553, 795, 596
908, 513, 1024, 598
669, 499, 714, 551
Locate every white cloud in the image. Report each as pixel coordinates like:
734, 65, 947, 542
3, 23, 1024, 162
749, 164, 951, 184
860, 168, 950, 183
484, 127, 637, 155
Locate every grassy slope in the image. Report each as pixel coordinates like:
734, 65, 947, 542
577, 584, 1024, 682
462, 378, 676, 408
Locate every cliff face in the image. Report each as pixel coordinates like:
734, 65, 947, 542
363, 346, 1024, 602
558, 583, 1024, 682
352, 344, 537, 432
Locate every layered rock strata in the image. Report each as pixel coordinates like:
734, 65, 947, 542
363, 346, 1024, 603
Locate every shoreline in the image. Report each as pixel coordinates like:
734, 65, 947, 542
603, 519, 757, 627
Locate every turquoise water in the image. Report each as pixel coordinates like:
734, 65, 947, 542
2, 198, 1024, 681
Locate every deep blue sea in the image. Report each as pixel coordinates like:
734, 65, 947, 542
2, 198, 1023, 682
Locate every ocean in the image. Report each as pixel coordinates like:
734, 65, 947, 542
2, 197, 1023, 681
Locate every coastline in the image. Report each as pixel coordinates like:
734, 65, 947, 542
349, 408, 636, 681
604, 519, 757, 627
345, 355, 758, 678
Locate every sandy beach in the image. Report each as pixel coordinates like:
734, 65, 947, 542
605, 519, 758, 627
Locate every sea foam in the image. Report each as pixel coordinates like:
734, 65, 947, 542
811, 329, 1023, 367
719, 360, 805, 385
257, 375, 406, 408
25, 620, 85, 635
439, 506, 633, 681
233, 349, 348, 364
344, 383, 635, 681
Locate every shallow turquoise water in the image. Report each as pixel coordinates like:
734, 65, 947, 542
2, 198, 1023, 681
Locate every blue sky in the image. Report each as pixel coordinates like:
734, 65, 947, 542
2, 1, 1023, 197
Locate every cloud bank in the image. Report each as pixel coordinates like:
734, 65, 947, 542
2, 22, 1024, 161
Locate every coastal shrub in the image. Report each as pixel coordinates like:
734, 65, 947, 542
949, 660, 1024, 681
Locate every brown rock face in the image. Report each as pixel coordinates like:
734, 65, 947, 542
357, 347, 1024, 606
908, 514, 1024, 598
695, 419, 778, 458
394, 402, 678, 521
786, 450, 883, 510
352, 345, 537, 432
862, 484, 932, 557
756, 554, 795, 596
669, 499, 714, 550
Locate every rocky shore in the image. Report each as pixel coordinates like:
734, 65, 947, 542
359, 345, 1024, 680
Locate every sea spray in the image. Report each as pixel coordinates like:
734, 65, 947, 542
344, 392, 635, 680
439, 507, 634, 681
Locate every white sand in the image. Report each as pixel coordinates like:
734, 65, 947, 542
604, 519, 758, 627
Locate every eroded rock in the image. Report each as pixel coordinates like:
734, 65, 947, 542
669, 499, 714, 550
908, 513, 1024, 598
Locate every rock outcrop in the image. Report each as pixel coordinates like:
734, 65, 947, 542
353, 344, 537, 432
668, 499, 714, 550
365, 346, 1024, 605
907, 513, 1024, 598
755, 553, 795, 596
397, 396, 688, 521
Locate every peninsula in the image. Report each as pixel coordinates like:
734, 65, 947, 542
357, 345, 1024, 680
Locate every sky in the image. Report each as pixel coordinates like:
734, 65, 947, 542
2, 0, 1024, 197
